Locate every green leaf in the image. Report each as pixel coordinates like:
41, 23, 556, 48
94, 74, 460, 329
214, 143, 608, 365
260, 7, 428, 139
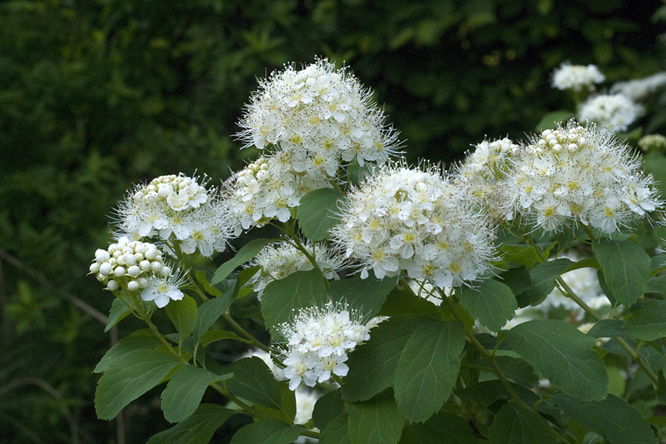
313, 390, 345, 430
378, 287, 440, 319
260, 270, 327, 336
297, 188, 344, 241
229, 419, 302, 444
211, 238, 273, 284
94, 329, 161, 373
458, 279, 517, 331
226, 357, 283, 411
517, 258, 572, 306
624, 299, 666, 341
193, 292, 235, 346
105, 298, 131, 332
504, 320, 608, 401
346, 391, 404, 444
326, 273, 397, 318
161, 365, 233, 423
320, 414, 352, 444
146, 404, 235, 444
393, 320, 465, 422
593, 239, 650, 306
587, 319, 624, 338
399, 412, 479, 444
95, 349, 180, 420
552, 394, 658, 444
165, 295, 198, 340
255, 381, 297, 422
491, 356, 539, 387
194, 270, 222, 297
536, 110, 572, 132
201, 329, 245, 346
489, 403, 558, 444
343, 316, 435, 402
500, 267, 532, 298
500, 243, 553, 268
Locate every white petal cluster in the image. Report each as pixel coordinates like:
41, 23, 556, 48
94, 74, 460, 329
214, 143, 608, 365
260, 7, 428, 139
610, 71, 666, 101
456, 138, 519, 213
237, 58, 400, 180
248, 241, 342, 298
89, 237, 184, 307
277, 302, 371, 390
638, 134, 666, 153
501, 120, 663, 233
578, 94, 644, 132
223, 156, 332, 234
331, 163, 497, 288
115, 173, 231, 257
551, 63, 605, 92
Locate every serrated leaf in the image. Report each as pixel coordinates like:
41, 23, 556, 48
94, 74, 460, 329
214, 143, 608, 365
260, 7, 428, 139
161, 365, 232, 423
229, 419, 302, 444
342, 316, 435, 402
94, 329, 161, 373
458, 279, 517, 331
313, 390, 345, 430
146, 404, 235, 444
193, 292, 235, 346
165, 295, 198, 340
400, 412, 479, 444
346, 391, 404, 444
326, 273, 397, 318
226, 357, 282, 411
296, 188, 344, 241
624, 299, 666, 341
489, 403, 558, 444
105, 298, 131, 332
491, 356, 539, 387
320, 413, 352, 444
504, 320, 607, 401
552, 394, 658, 444
255, 381, 297, 422
394, 321, 465, 422
260, 270, 327, 336
593, 239, 650, 307
517, 258, 572, 306
95, 349, 180, 419
195, 271, 222, 297
211, 238, 273, 284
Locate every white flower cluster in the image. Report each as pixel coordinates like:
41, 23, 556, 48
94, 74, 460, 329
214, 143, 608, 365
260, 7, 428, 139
551, 63, 605, 92
89, 237, 184, 308
456, 138, 519, 212
115, 174, 231, 257
223, 156, 332, 234
638, 134, 666, 153
237, 59, 400, 180
610, 71, 666, 101
277, 302, 371, 390
248, 241, 342, 298
578, 93, 644, 132
501, 120, 663, 233
332, 163, 497, 288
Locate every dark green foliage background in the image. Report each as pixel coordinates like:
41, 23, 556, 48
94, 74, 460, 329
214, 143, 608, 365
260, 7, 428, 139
1, 0, 664, 442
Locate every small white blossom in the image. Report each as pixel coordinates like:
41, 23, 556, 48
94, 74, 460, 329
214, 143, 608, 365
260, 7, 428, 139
551, 62, 605, 92
610, 71, 666, 101
578, 94, 644, 132
331, 162, 497, 288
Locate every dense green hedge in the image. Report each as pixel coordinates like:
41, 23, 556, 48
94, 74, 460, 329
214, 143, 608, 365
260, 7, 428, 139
1, 0, 664, 442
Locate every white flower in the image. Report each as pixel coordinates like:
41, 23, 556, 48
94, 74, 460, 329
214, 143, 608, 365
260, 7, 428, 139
578, 94, 644, 132
115, 173, 232, 257
236, 58, 400, 180
610, 72, 666, 101
276, 301, 372, 390
247, 240, 343, 298
551, 63, 605, 92
141, 274, 186, 308
500, 120, 663, 233
331, 162, 497, 288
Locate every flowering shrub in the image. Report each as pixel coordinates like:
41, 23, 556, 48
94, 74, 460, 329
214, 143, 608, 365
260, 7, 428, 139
91, 60, 666, 443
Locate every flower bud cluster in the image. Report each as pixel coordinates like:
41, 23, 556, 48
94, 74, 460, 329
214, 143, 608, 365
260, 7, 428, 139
578, 93, 644, 132
223, 156, 331, 234
115, 173, 232, 257
551, 63, 605, 92
237, 58, 400, 180
248, 241, 342, 298
276, 302, 371, 390
331, 163, 497, 288
501, 120, 663, 233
